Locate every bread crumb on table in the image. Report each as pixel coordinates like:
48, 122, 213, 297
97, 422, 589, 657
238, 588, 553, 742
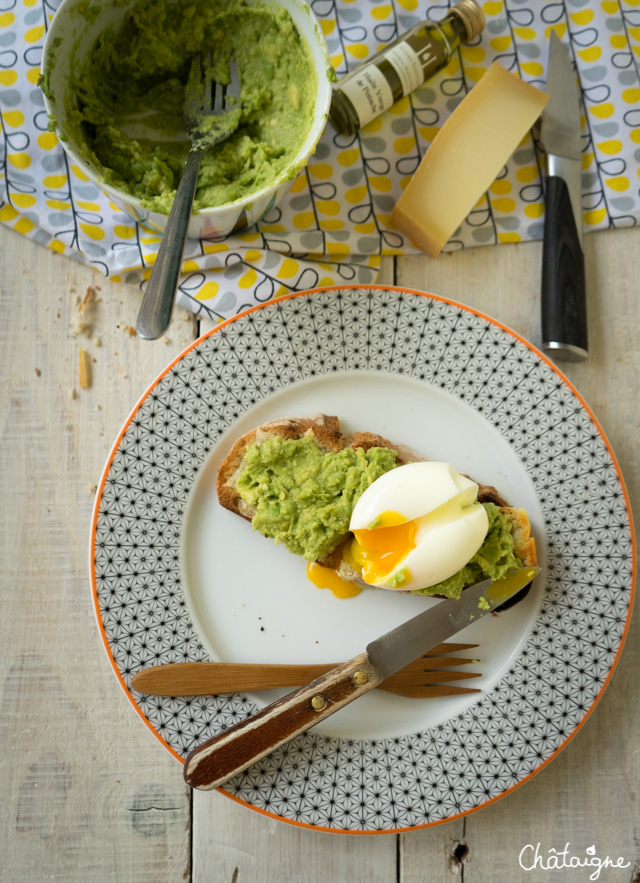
79, 348, 91, 389
116, 321, 137, 337
71, 285, 100, 338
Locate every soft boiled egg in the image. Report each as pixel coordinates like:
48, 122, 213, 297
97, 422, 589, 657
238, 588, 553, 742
348, 461, 489, 591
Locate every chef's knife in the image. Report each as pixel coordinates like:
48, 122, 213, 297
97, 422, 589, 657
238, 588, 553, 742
539, 32, 588, 362
183, 565, 540, 791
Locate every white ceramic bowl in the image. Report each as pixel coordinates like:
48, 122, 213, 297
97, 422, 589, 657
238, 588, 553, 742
41, 0, 332, 240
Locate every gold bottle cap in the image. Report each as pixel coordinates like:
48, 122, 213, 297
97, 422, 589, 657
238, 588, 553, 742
451, 0, 486, 42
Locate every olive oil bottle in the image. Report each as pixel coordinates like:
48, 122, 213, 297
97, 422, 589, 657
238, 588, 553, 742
329, 0, 485, 135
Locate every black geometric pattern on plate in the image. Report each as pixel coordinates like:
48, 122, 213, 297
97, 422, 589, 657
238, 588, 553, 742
93, 288, 633, 831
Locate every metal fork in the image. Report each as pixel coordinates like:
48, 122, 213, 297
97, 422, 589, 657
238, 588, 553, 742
137, 53, 241, 340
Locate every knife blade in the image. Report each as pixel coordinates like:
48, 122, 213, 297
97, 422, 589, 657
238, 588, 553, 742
183, 565, 540, 791
539, 31, 588, 362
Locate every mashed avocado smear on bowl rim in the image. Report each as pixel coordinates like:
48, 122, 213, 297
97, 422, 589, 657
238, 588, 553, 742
41, 0, 332, 236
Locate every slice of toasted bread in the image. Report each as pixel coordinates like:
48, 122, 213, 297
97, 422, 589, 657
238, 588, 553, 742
218, 413, 508, 520
216, 414, 536, 586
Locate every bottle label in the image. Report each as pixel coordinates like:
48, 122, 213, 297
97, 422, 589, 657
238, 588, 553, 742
405, 33, 447, 82
384, 41, 425, 95
338, 63, 394, 129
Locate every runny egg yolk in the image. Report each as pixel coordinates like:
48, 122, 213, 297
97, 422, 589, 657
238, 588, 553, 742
351, 510, 417, 585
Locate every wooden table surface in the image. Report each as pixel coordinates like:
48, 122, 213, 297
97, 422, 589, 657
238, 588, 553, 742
1, 221, 637, 882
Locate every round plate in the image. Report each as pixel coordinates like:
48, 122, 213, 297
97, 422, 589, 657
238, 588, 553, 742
91, 286, 635, 833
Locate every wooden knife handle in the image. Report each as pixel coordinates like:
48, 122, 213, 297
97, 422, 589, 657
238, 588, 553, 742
183, 652, 381, 791
541, 175, 588, 361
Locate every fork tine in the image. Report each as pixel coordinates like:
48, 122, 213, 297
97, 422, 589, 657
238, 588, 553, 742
379, 640, 483, 697
213, 81, 225, 114
381, 683, 483, 698
204, 50, 213, 110
227, 52, 241, 100
411, 655, 480, 669
184, 53, 202, 122
384, 667, 482, 690
424, 643, 478, 655
420, 669, 483, 683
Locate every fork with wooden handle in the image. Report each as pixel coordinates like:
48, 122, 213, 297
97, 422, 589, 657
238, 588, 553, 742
130, 643, 481, 699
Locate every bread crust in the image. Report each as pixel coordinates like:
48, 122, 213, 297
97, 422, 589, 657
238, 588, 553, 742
217, 415, 343, 521
216, 414, 536, 581
502, 507, 537, 567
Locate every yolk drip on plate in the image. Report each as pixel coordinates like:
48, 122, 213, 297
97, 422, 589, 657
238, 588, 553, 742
307, 562, 363, 599
307, 511, 418, 597
351, 510, 416, 585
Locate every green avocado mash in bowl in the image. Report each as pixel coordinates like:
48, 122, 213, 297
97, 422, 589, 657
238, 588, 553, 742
40, 0, 332, 239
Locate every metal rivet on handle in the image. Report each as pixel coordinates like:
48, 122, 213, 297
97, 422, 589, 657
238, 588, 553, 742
353, 671, 369, 685
311, 694, 326, 711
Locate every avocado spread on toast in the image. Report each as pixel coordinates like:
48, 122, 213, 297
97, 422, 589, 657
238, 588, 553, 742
235, 435, 523, 596
236, 435, 398, 563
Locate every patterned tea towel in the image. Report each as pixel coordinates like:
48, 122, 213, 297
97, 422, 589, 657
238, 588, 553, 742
1, 0, 639, 321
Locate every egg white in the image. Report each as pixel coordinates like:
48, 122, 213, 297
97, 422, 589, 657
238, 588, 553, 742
350, 461, 478, 529
350, 462, 490, 591
373, 503, 489, 591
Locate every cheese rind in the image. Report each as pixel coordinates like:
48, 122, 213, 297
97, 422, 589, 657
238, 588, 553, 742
391, 62, 549, 257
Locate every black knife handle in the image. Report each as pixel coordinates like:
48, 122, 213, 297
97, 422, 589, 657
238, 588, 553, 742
541, 175, 588, 362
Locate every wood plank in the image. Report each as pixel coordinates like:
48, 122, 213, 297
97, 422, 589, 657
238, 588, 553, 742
399, 821, 467, 882
193, 791, 398, 883
397, 230, 640, 881
0, 226, 196, 881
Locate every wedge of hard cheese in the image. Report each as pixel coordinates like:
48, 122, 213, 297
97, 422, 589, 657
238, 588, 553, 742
391, 62, 549, 257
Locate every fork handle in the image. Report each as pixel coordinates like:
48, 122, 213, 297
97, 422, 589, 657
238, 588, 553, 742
136, 147, 203, 340
183, 652, 382, 791
132, 662, 338, 695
